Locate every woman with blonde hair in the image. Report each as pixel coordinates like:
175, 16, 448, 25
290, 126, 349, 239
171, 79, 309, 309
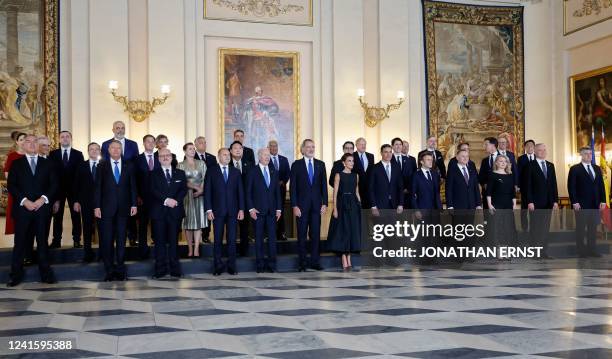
486, 155, 517, 253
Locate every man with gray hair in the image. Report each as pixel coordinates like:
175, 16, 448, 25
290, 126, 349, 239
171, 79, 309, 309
268, 140, 290, 240
37, 136, 50, 158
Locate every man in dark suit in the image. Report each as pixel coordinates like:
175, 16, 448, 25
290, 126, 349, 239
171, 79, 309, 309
150, 148, 188, 278
446, 149, 482, 238
247, 148, 282, 273
448, 142, 477, 172
517, 139, 536, 232
329, 141, 355, 187
354, 137, 375, 209
290, 139, 328, 271
478, 137, 500, 209
412, 152, 442, 210
526, 143, 558, 259
368, 144, 404, 215
49, 131, 84, 249
101, 121, 139, 162
134, 135, 159, 259
568, 147, 606, 258
418, 136, 446, 179
268, 140, 290, 241
7, 135, 58, 286
498, 135, 519, 187
195, 136, 217, 243
94, 140, 138, 281
233, 129, 256, 166
391, 137, 417, 208
73, 143, 101, 263
229, 141, 253, 257
154, 134, 178, 168
205, 148, 245, 275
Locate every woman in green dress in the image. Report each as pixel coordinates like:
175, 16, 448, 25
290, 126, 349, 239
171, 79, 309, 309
178, 143, 208, 257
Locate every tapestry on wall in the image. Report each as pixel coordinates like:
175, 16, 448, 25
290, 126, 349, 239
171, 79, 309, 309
205, 0, 312, 26
422, 0, 524, 163
571, 65, 612, 152
219, 48, 300, 162
564, 0, 612, 35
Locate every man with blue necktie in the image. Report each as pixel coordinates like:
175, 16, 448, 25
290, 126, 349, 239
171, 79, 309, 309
94, 140, 138, 281
268, 140, 290, 241
290, 139, 328, 271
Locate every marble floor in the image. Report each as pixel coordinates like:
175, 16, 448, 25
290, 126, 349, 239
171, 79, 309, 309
0, 259, 610, 358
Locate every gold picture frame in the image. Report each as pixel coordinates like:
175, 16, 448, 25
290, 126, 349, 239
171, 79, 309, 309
218, 48, 300, 161
570, 65, 612, 153
204, 0, 313, 26
563, 0, 612, 36
44, 0, 60, 149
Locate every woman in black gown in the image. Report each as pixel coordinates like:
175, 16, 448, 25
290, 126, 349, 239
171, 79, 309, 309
486, 155, 517, 251
327, 153, 361, 271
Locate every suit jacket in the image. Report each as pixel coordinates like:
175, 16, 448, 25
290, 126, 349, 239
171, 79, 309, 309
328, 159, 355, 187
411, 169, 442, 210
7, 156, 58, 215
368, 161, 404, 209
149, 167, 188, 220
353, 151, 375, 207
94, 159, 138, 218
135, 152, 161, 202
101, 138, 139, 162
478, 151, 500, 189
391, 154, 417, 194
246, 165, 282, 215
517, 154, 535, 191
49, 147, 84, 200
418, 149, 446, 179
73, 160, 98, 209
204, 164, 244, 216
195, 152, 217, 168
445, 163, 482, 209
526, 159, 559, 209
289, 157, 328, 211
568, 163, 606, 209
154, 151, 178, 168
243, 146, 256, 166
270, 154, 290, 184
229, 157, 253, 186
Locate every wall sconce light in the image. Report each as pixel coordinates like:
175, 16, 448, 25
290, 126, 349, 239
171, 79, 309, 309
108, 80, 170, 123
357, 89, 405, 127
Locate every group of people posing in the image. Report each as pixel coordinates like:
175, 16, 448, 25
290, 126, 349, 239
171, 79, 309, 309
4, 121, 606, 286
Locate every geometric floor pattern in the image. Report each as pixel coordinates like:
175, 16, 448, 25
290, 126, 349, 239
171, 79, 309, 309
0, 258, 610, 358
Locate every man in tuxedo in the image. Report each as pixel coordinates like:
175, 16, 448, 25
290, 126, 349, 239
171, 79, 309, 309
369, 144, 404, 215
101, 121, 139, 162
73, 143, 101, 263
195, 136, 218, 243
354, 137, 375, 209
391, 137, 417, 208
247, 148, 282, 273
418, 136, 446, 179
7, 135, 58, 286
94, 140, 138, 281
268, 140, 290, 241
154, 134, 178, 168
150, 148, 187, 278
411, 152, 442, 210
517, 139, 536, 232
526, 143, 558, 259
448, 142, 477, 172
568, 147, 606, 258
229, 141, 253, 257
233, 129, 255, 165
290, 139, 328, 271
134, 135, 159, 259
48, 131, 84, 249
205, 148, 245, 275
478, 137, 500, 209
498, 135, 519, 187
329, 141, 355, 187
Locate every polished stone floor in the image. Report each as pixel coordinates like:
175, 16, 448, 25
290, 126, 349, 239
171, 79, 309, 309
0, 259, 611, 358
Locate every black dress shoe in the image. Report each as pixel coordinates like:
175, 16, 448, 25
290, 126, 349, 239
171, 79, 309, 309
170, 272, 183, 279
266, 267, 276, 273
256, 268, 264, 273
152, 273, 167, 279
73, 242, 83, 249
227, 268, 237, 275
310, 264, 323, 271
213, 270, 222, 276
7, 278, 22, 287
103, 273, 114, 282
23, 258, 34, 266
278, 234, 288, 241
42, 276, 57, 285
116, 273, 128, 281
298, 266, 307, 272
49, 242, 61, 249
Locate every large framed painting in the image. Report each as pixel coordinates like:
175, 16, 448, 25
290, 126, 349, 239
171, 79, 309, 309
218, 48, 300, 162
570, 65, 612, 152
564, 0, 612, 36
205, 0, 313, 26
422, 0, 524, 163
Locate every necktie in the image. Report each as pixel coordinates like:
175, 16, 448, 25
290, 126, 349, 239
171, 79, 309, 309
199, 153, 205, 162
426, 170, 432, 181
385, 164, 391, 182
264, 166, 270, 188
62, 149, 68, 166
360, 153, 365, 169
147, 155, 153, 170
92, 162, 97, 178
540, 161, 547, 179
431, 151, 436, 160
462, 166, 469, 184
165, 168, 171, 183
236, 161, 242, 173
223, 166, 228, 183
587, 164, 595, 181
272, 156, 279, 171
29, 157, 36, 175
396, 155, 402, 170
113, 161, 120, 184
308, 159, 314, 185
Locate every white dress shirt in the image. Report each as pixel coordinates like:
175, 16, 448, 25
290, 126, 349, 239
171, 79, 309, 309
20, 155, 49, 206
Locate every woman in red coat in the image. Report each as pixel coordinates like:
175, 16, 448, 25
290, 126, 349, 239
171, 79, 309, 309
4, 132, 27, 235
